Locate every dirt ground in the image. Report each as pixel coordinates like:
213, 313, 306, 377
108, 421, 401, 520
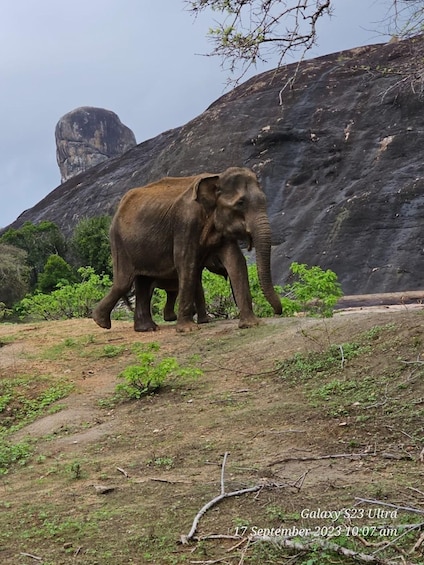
0, 305, 423, 564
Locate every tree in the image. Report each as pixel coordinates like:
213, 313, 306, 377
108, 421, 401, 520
187, 1, 422, 80
37, 255, 76, 294
70, 216, 112, 276
0, 221, 66, 288
0, 243, 30, 307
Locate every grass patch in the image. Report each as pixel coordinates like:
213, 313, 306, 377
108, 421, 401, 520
275, 323, 424, 441
0, 373, 74, 474
0, 374, 74, 433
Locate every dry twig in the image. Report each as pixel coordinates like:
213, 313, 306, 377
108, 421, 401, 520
20, 554, 42, 562
180, 452, 286, 544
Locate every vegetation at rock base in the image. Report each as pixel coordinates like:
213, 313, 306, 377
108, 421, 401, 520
16, 267, 112, 321
1, 218, 343, 323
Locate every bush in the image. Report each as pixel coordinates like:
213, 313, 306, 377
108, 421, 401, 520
115, 342, 202, 399
282, 262, 343, 317
16, 267, 112, 321
199, 261, 342, 319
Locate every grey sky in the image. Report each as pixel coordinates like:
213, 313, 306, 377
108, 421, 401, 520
0, 0, 394, 229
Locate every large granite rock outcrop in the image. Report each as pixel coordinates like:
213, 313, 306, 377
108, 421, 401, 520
55, 106, 136, 182
5, 37, 424, 295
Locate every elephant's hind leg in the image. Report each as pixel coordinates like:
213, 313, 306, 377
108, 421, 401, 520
134, 276, 159, 332
163, 290, 178, 322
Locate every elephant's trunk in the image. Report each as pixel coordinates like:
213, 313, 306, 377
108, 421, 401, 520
250, 215, 283, 315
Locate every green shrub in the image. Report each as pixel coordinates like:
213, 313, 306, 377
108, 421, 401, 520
200, 261, 342, 319
16, 267, 111, 321
116, 343, 202, 400
282, 262, 343, 317
0, 440, 32, 475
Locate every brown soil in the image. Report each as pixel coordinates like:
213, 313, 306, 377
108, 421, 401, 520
0, 305, 423, 564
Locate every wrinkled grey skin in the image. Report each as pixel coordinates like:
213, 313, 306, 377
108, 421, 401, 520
93, 167, 282, 333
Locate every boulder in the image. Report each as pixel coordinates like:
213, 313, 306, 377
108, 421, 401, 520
55, 106, 136, 182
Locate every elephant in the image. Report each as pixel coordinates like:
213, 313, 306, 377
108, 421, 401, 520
132, 255, 229, 331
92, 166, 282, 333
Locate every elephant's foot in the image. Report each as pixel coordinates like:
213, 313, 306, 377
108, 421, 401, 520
134, 320, 159, 332
176, 320, 199, 333
92, 308, 111, 330
197, 313, 211, 324
238, 314, 261, 329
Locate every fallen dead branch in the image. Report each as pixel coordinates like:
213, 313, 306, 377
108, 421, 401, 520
355, 498, 424, 515
250, 534, 403, 565
267, 451, 372, 466
180, 452, 288, 544
20, 554, 42, 562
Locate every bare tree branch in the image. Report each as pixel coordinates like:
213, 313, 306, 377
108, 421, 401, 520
186, 1, 424, 85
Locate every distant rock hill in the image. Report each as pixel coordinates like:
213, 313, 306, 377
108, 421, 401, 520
55, 106, 136, 182
5, 36, 424, 295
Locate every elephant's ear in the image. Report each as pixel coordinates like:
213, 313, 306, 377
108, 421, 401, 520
192, 174, 220, 212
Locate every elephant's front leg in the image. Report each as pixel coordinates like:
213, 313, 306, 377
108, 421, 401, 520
218, 244, 260, 329
134, 276, 159, 332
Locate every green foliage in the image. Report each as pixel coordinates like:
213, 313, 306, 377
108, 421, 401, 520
0, 372, 74, 474
282, 262, 343, 317
0, 375, 74, 433
37, 254, 76, 293
151, 288, 168, 320
0, 243, 30, 308
277, 342, 366, 384
202, 269, 237, 319
116, 342, 202, 400
200, 261, 341, 320
0, 221, 66, 288
0, 440, 32, 475
71, 215, 112, 275
16, 267, 112, 321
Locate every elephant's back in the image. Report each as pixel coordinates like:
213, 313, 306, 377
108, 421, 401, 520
117, 177, 195, 211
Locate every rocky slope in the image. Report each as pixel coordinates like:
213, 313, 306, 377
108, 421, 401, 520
5, 36, 424, 295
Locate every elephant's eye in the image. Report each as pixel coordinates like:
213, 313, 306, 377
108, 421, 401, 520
235, 196, 245, 208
